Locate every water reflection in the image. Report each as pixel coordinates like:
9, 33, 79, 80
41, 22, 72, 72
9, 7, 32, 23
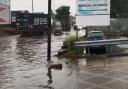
45, 68, 53, 89
37, 67, 54, 89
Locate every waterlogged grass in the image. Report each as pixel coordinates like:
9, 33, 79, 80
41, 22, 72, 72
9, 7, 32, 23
0, 25, 10, 29
64, 35, 84, 54
85, 54, 107, 60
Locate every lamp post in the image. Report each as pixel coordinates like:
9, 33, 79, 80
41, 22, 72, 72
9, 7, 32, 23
47, 0, 52, 61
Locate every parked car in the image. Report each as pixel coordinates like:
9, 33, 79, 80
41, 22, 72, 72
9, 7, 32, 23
86, 31, 107, 54
54, 21, 63, 35
54, 27, 63, 35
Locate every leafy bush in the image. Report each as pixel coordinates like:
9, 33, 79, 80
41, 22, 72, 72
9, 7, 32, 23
64, 35, 84, 54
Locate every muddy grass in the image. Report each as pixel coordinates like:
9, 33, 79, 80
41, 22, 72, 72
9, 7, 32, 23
0, 27, 18, 36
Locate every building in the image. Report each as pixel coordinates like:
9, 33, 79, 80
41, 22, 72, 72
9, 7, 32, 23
16, 12, 48, 36
0, 0, 10, 24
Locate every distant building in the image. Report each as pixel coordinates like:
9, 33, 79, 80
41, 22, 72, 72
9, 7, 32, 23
11, 10, 29, 27
16, 12, 48, 36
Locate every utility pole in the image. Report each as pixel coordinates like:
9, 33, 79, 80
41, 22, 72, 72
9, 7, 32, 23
47, 0, 52, 61
32, 0, 34, 12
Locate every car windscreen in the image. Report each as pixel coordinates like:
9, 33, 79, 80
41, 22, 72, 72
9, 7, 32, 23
88, 32, 104, 37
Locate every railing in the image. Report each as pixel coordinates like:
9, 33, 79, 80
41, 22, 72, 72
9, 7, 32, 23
75, 38, 128, 47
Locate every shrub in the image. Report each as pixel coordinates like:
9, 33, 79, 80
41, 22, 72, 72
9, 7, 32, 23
64, 35, 84, 54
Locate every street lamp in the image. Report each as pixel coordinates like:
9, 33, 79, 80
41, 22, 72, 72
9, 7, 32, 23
47, 0, 52, 61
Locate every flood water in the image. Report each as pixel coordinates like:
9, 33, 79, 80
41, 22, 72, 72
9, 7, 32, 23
1, 32, 128, 89
0, 35, 65, 89
0, 33, 86, 89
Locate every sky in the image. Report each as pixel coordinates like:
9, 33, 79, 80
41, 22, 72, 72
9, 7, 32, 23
11, 0, 76, 15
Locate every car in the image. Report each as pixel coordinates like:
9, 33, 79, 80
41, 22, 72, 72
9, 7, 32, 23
54, 27, 63, 35
86, 31, 107, 54
54, 21, 63, 35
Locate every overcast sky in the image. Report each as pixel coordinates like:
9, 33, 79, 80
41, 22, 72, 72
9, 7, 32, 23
11, 0, 76, 15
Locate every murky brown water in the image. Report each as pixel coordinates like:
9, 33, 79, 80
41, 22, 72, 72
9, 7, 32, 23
0, 34, 87, 89
1, 34, 128, 89
0, 35, 65, 89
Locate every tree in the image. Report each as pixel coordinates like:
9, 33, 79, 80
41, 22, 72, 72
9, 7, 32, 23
55, 6, 71, 31
111, 0, 128, 18
56, 6, 70, 21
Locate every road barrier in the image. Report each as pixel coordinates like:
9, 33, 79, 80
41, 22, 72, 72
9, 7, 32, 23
75, 38, 128, 47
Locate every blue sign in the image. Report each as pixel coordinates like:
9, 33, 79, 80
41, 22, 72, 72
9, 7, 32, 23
77, 0, 110, 16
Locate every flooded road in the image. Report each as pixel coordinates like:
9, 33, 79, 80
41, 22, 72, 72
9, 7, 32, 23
1, 33, 128, 89
0, 35, 65, 89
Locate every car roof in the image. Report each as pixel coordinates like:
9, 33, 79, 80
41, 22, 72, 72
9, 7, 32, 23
88, 31, 103, 34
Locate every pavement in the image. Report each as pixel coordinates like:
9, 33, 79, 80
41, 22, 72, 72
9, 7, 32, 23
56, 56, 128, 89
